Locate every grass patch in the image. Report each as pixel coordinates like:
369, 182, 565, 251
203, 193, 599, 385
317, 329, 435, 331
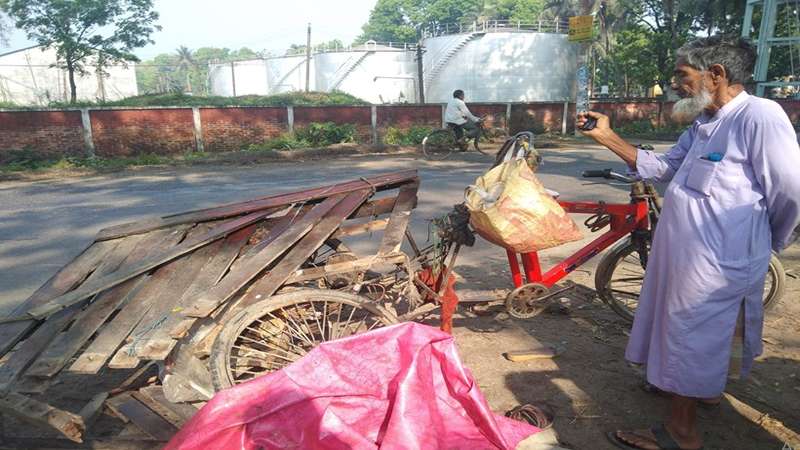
383, 125, 434, 145
0, 149, 173, 173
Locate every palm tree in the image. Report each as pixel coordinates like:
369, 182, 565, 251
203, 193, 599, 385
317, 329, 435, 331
175, 46, 196, 93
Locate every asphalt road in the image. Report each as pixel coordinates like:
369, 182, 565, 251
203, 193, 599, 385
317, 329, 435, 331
0, 142, 649, 312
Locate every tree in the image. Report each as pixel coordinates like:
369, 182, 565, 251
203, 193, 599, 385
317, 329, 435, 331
2, 0, 160, 103
175, 46, 195, 93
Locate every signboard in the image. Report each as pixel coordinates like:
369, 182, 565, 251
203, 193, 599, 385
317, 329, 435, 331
568, 15, 594, 42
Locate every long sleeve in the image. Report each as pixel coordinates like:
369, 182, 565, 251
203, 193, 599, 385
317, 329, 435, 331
747, 108, 800, 252
458, 101, 480, 122
635, 125, 694, 183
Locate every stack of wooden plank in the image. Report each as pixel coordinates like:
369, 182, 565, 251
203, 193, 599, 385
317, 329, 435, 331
0, 170, 420, 446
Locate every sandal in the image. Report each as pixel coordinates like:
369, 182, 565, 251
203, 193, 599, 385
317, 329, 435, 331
606, 423, 704, 450
505, 403, 554, 430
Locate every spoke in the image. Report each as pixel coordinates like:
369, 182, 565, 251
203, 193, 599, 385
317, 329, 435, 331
292, 302, 320, 344
336, 304, 359, 341
230, 344, 299, 364
332, 299, 345, 340
242, 325, 309, 357
234, 334, 305, 361
610, 288, 641, 297
366, 318, 383, 332
249, 319, 311, 355
281, 306, 317, 346
322, 300, 329, 342
308, 300, 326, 342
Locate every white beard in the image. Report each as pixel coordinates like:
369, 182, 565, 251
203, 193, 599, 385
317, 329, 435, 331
671, 89, 713, 124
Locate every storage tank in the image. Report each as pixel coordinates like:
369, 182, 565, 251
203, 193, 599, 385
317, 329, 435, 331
314, 44, 416, 103
422, 31, 577, 103
266, 55, 313, 93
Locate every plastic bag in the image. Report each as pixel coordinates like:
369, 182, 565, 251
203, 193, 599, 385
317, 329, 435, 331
465, 159, 582, 253
164, 322, 538, 450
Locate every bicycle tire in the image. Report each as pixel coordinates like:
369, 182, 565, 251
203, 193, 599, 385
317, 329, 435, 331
422, 129, 457, 160
475, 127, 510, 155
209, 289, 398, 390
595, 237, 787, 322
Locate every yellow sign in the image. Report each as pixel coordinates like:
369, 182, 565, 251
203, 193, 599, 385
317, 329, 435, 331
568, 15, 594, 42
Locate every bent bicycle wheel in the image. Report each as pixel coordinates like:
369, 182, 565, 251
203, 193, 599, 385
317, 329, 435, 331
210, 289, 399, 390
422, 129, 457, 160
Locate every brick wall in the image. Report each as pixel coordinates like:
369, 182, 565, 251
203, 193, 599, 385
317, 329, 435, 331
201, 107, 287, 152
91, 109, 195, 157
0, 111, 84, 161
1, 100, 798, 159
294, 106, 372, 143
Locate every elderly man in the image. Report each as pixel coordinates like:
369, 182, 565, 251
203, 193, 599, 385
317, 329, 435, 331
578, 36, 800, 450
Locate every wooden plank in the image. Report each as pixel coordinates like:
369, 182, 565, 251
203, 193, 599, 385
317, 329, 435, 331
78, 392, 109, 429
130, 230, 224, 361
235, 189, 372, 311
161, 342, 214, 403
135, 226, 256, 360
96, 170, 418, 241
133, 386, 197, 428
67, 229, 188, 375
106, 343, 139, 369
0, 240, 116, 358
0, 237, 137, 391
24, 211, 274, 321
182, 194, 347, 318
0, 391, 85, 443
331, 218, 389, 238
26, 230, 173, 378
104, 393, 177, 441
377, 183, 418, 256
285, 253, 406, 284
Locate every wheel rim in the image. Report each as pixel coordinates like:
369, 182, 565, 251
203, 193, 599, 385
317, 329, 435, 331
423, 130, 456, 159
224, 296, 394, 386
505, 283, 549, 319
763, 262, 778, 305
605, 248, 646, 317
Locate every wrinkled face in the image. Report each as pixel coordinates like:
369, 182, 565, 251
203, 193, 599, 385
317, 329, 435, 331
670, 63, 707, 99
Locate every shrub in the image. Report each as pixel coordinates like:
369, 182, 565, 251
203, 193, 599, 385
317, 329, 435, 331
294, 122, 356, 146
248, 133, 310, 151
383, 125, 434, 145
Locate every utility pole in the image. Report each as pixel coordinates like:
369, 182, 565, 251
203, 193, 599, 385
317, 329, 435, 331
305, 23, 311, 93
415, 43, 425, 103
230, 61, 237, 96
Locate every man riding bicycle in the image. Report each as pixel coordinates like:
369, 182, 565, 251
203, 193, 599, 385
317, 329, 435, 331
445, 89, 481, 150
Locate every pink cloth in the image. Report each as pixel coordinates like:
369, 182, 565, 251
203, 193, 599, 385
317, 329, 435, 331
165, 322, 538, 450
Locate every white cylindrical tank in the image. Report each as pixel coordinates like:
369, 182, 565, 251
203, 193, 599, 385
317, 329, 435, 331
315, 47, 417, 103
266, 55, 313, 93
422, 32, 577, 103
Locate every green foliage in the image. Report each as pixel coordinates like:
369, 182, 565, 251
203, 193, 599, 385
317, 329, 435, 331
295, 122, 357, 146
2, 0, 160, 103
615, 119, 687, 140
0, 149, 172, 172
249, 122, 358, 151
383, 125, 434, 145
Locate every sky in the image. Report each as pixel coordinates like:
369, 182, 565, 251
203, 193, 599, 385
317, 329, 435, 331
2, 0, 378, 59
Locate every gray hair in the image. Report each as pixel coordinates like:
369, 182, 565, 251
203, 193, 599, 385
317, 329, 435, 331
675, 36, 757, 85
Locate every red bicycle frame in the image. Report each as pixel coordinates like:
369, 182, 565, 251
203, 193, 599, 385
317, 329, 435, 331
506, 199, 650, 288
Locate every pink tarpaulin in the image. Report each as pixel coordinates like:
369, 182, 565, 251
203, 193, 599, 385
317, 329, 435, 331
165, 322, 538, 450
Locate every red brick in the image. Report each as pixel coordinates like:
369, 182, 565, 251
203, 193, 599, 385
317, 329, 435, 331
90, 109, 195, 156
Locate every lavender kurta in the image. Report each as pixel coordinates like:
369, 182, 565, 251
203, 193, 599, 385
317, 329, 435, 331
625, 92, 800, 398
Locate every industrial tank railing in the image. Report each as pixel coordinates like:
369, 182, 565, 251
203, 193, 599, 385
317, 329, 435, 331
421, 18, 571, 38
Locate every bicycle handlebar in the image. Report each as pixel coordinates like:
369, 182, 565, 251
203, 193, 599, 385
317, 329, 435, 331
582, 169, 636, 183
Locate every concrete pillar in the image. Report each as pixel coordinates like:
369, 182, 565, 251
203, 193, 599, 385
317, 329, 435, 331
441, 104, 446, 128
562, 101, 569, 135
505, 103, 512, 131
192, 107, 204, 152
287, 106, 294, 133
80, 108, 95, 158
371, 105, 378, 145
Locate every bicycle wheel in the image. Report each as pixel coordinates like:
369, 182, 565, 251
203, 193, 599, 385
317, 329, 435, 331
475, 127, 510, 155
595, 238, 648, 322
595, 238, 787, 322
210, 289, 398, 390
763, 253, 786, 310
422, 129, 457, 160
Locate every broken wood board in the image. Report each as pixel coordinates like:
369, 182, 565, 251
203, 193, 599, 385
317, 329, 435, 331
0, 235, 142, 391
234, 189, 373, 311
25, 211, 275, 321
377, 183, 419, 256
183, 194, 347, 318
285, 253, 406, 284
135, 225, 256, 360
105, 393, 177, 442
25, 229, 176, 378
133, 386, 197, 428
0, 240, 117, 359
67, 228, 189, 374
0, 391, 85, 443
95, 170, 417, 241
